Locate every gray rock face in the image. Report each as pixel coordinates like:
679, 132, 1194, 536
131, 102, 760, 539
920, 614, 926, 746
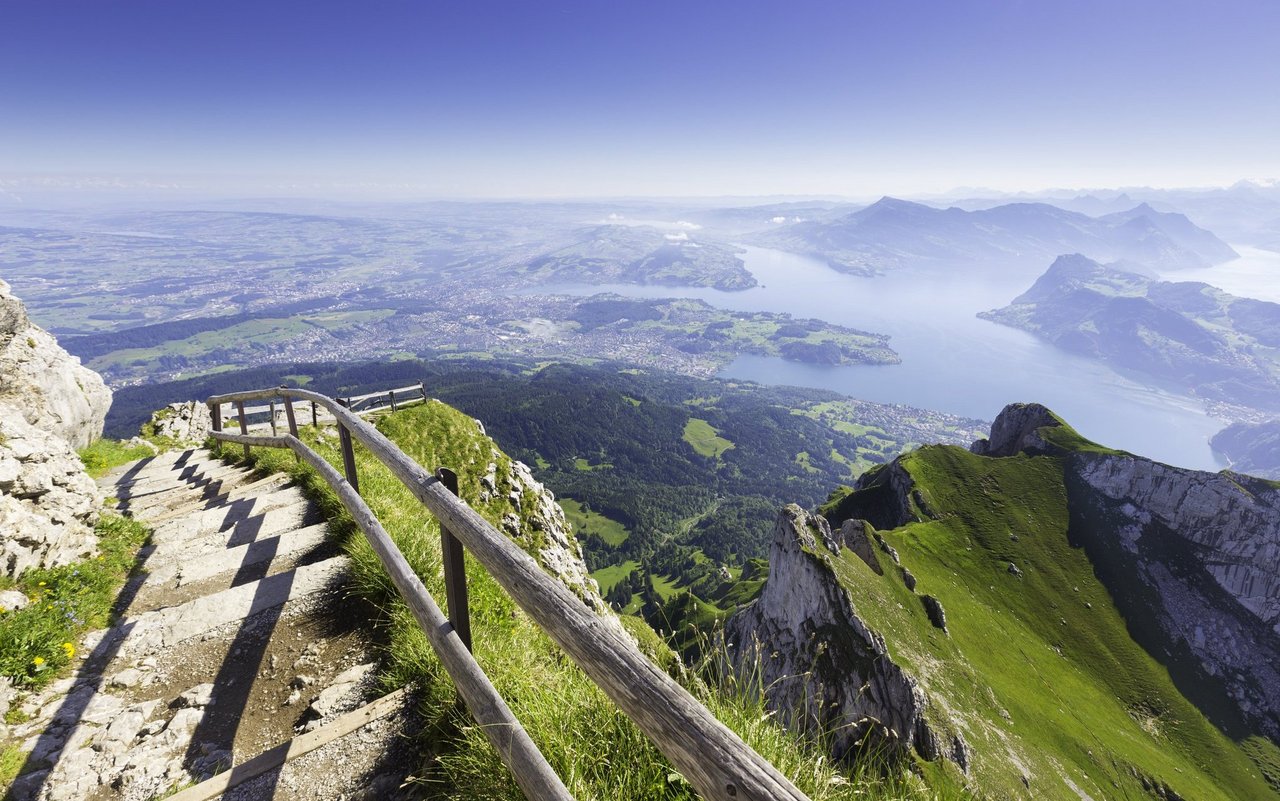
144, 401, 212, 446
724, 505, 965, 768
1067, 452, 1280, 738
0, 280, 111, 450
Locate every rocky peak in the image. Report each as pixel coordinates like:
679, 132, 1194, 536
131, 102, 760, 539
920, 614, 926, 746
0, 279, 111, 449
724, 504, 966, 769
970, 402, 1063, 457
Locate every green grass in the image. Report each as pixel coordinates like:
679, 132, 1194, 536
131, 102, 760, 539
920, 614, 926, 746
229, 402, 956, 801
590, 560, 640, 595
0, 745, 24, 790
561, 499, 630, 547
77, 438, 158, 478
682, 417, 735, 460
822, 444, 1279, 800
0, 513, 150, 689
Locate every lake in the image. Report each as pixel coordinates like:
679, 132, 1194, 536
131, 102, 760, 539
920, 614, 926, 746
534, 245, 1280, 471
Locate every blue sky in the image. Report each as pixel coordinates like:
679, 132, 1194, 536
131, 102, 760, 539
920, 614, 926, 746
2, 0, 1278, 198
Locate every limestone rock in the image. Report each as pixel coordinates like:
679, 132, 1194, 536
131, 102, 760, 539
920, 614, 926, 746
724, 504, 964, 768
506, 459, 610, 616
1, 413, 100, 578
0, 279, 111, 450
144, 401, 212, 446
0, 281, 108, 579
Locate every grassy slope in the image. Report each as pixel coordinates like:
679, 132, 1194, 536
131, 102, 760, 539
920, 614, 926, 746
824, 445, 1277, 800
239, 401, 952, 801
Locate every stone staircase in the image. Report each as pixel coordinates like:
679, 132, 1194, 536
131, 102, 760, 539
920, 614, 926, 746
6, 449, 420, 801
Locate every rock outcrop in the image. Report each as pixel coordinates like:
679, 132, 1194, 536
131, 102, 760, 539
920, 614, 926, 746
724, 504, 966, 768
969, 401, 1062, 457
1, 280, 111, 450
1, 281, 110, 577
472, 423, 608, 616
143, 401, 212, 447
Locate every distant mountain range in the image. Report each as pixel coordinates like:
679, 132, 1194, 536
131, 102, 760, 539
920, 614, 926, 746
752, 197, 1238, 275
980, 253, 1280, 410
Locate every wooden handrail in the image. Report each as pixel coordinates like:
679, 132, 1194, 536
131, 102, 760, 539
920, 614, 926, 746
207, 386, 812, 801
208, 425, 573, 801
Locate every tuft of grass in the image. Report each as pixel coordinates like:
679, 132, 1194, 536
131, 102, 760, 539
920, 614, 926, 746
1, 744, 25, 789
77, 438, 158, 478
0, 513, 150, 688
229, 402, 960, 801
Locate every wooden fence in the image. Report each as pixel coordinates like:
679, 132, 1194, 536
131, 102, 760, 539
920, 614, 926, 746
228, 382, 427, 434
205, 385, 812, 801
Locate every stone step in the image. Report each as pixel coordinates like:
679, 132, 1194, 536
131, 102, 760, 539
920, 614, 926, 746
134, 479, 303, 530
99, 449, 215, 485
143, 523, 330, 570
148, 498, 322, 547
108, 460, 251, 496
121, 471, 286, 521
113, 556, 351, 659
131, 526, 337, 612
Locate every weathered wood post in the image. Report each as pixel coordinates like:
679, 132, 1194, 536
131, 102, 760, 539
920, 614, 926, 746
336, 398, 360, 494
310, 400, 318, 428
269, 400, 278, 436
282, 391, 300, 463
436, 467, 472, 652
209, 402, 222, 457
234, 401, 250, 460
418, 380, 427, 404
389, 389, 398, 412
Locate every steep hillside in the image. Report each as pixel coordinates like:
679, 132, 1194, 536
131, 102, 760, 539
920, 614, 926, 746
981, 254, 1280, 410
729, 403, 1280, 800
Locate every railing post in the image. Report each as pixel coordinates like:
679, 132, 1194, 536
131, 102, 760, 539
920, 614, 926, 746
436, 467, 472, 652
283, 391, 300, 463
209, 402, 222, 456
269, 400, 278, 436
389, 389, 398, 412
234, 401, 250, 460
336, 399, 360, 494
419, 380, 426, 403
310, 400, 318, 428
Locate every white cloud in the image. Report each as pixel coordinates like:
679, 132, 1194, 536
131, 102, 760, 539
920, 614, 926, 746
664, 232, 689, 241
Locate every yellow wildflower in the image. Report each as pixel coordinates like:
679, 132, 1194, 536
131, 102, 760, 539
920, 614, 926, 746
38, 581, 46, 587
62, 642, 76, 658
32, 656, 44, 666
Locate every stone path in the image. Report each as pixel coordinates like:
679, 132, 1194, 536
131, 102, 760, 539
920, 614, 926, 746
4, 449, 421, 801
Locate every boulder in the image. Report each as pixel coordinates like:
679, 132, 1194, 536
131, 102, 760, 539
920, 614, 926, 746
144, 401, 212, 446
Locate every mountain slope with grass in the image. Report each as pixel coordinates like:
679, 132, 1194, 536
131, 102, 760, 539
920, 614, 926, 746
728, 403, 1280, 801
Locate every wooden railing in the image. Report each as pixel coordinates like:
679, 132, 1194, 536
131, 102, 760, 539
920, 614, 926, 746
205, 385, 812, 801
229, 382, 427, 435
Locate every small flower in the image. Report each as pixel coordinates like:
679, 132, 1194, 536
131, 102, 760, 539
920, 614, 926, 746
32, 656, 44, 666
38, 581, 46, 587
62, 643, 76, 658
